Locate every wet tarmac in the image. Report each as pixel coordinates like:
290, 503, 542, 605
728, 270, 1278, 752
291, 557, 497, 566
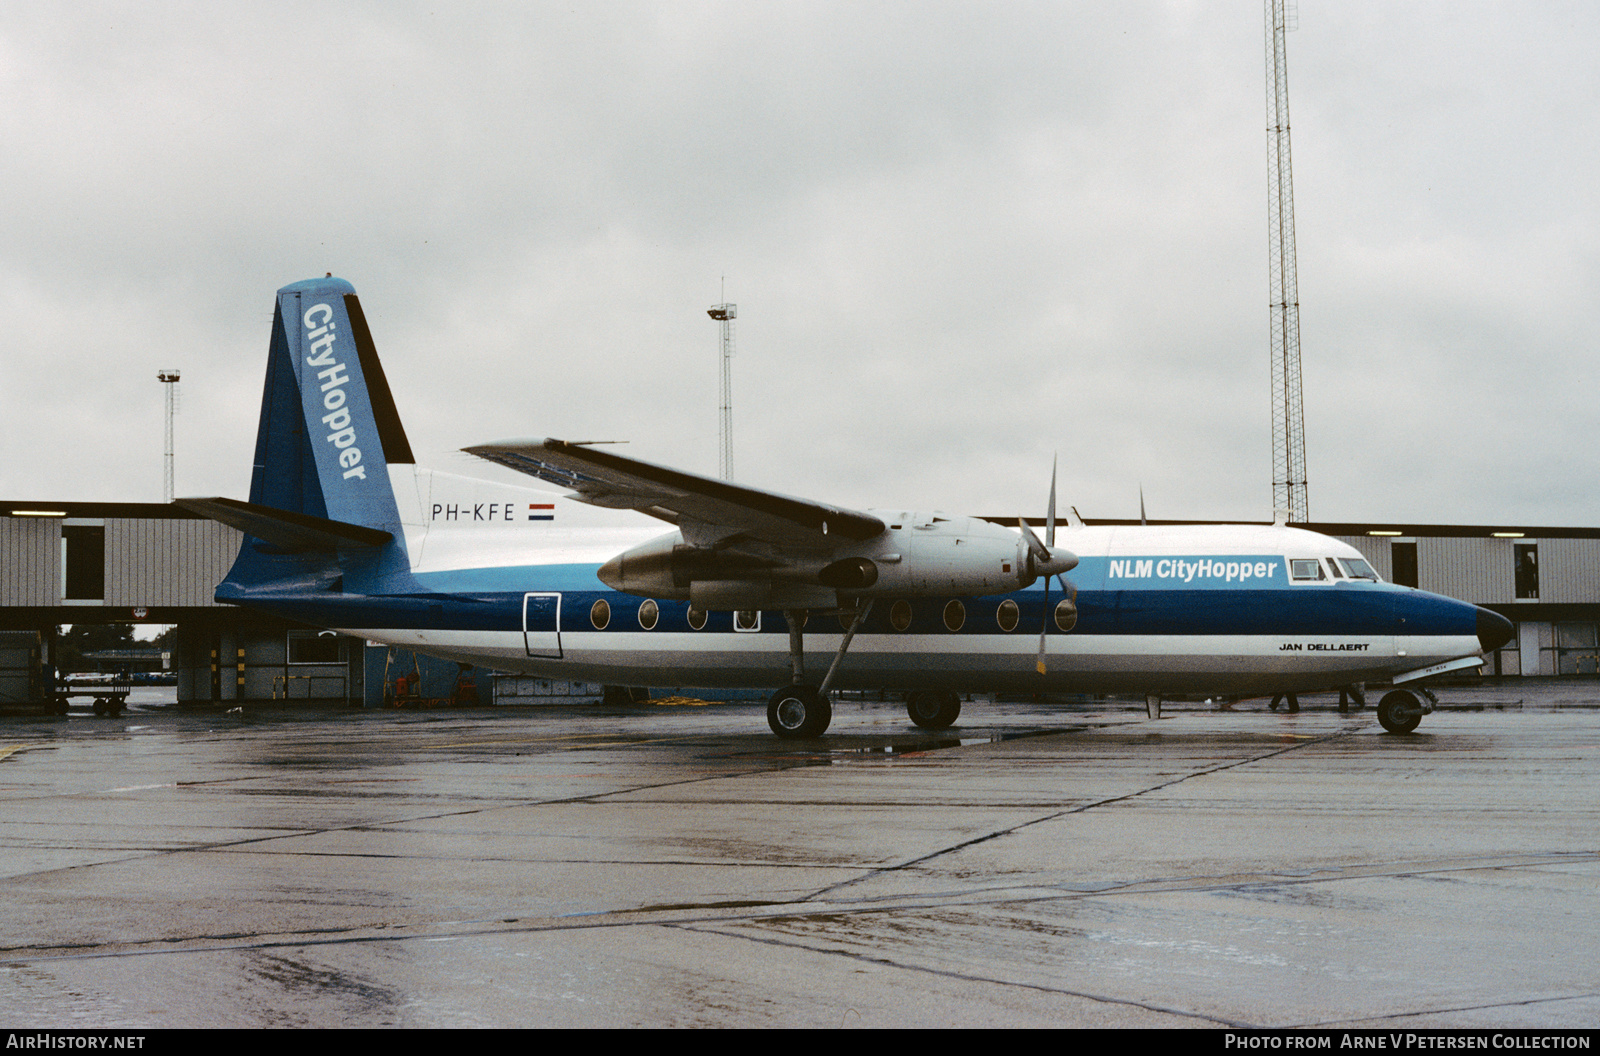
1, 684, 1598, 1027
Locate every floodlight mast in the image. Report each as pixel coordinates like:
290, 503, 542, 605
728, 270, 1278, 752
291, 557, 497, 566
158, 369, 181, 503
707, 301, 736, 481
1266, 0, 1309, 523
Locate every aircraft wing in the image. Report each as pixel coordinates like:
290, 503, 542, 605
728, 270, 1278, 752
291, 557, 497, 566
463, 438, 885, 549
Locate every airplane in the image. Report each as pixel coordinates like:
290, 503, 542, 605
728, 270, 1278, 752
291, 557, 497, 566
179, 276, 1515, 738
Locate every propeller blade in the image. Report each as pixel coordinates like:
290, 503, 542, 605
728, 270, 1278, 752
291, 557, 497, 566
1037, 572, 1051, 675
1018, 518, 1050, 563
1047, 454, 1057, 550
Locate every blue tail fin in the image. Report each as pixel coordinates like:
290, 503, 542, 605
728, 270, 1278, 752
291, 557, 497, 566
206, 277, 419, 598
250, 276, 414, 525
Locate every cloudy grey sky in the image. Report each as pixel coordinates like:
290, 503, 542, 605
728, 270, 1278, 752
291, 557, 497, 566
2, 1, 1596, 527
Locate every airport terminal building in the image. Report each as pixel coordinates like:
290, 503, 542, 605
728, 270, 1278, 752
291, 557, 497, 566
3, 501, 1598, 706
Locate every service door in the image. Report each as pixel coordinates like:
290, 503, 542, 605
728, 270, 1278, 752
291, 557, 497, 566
523, 592, 563, 659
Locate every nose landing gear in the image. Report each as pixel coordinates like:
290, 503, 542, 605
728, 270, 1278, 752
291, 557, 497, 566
1376, 688, 1434, 734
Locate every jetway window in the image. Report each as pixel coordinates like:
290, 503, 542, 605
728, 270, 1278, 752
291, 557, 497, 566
1555, 623, 1599, 676
1515, 544, 1540, 600
287, 632, 341, 664
1391, 542, 1418, 587
62, 525, 105, 600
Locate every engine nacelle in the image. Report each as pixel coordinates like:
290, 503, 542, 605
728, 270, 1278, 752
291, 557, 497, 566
844, 513, 1076, 597
596, 514, 1076, 610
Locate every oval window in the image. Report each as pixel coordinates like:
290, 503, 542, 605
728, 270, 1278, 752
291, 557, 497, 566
1054, 597, 1078, 632
996, 598, 1019, 632
687, 606, 707, 630
889, 599, 913, 632
943, 599, 965, 632
638, 599, 659, 630
736, 609, 759, 631
590, 599, 610, 630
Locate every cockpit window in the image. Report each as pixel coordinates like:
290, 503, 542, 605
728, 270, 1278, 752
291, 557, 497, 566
1326, 559, 1344, 579
1289, 559, 1326, 581
1338, 557, 1380, 582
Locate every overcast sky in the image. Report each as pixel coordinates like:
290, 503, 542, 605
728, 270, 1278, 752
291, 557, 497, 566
2, 1, 1596, 527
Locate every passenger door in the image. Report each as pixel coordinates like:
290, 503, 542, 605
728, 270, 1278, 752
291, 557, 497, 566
523, 592, 562, 658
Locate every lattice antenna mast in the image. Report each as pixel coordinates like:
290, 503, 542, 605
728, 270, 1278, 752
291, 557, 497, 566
158, 369, 181, 502
1266, 0, 1309, 523
707, 291, 737, 481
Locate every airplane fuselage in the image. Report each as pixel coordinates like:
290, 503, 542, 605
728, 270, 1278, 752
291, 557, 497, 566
222, 470, 1490, 700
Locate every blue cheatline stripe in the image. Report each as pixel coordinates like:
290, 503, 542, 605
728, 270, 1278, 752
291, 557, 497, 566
237, 576, 1478, 641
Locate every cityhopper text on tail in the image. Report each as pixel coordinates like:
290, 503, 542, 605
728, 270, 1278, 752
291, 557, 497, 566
180, 276, 1515, 737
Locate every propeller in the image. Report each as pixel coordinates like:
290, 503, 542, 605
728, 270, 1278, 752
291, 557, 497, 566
1016, 456, 1078, 674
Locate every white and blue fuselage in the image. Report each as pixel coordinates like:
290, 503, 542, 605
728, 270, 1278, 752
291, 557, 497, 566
223, 465, 1497, 700
192, 276, 1511, 735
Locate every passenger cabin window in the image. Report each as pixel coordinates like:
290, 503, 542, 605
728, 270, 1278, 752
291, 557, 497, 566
1289, 559, 1326, 582
1337, 557, 1379, 582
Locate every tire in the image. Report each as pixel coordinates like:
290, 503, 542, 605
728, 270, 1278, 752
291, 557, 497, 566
906, 690, 961, 730
767, 685, 832, 738
1377, 690, 1423, 735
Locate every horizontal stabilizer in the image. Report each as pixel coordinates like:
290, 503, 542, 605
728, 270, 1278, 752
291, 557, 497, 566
176, 497, 393, 552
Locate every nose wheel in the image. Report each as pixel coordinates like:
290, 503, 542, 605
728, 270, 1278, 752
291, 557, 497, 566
1376, 689, 1426, 734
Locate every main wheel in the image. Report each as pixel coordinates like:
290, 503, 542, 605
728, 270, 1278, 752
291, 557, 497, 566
767, 685, 832, 738
1377, 690, 1423, 735
906, 690, 961, 729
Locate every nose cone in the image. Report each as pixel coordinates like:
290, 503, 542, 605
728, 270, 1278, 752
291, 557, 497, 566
1477, 606, 1514, 653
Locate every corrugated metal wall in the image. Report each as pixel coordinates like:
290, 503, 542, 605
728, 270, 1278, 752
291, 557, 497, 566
1535, 538, 1600, 604
105, 519, 239, 607
1418, 536, 1515, 604
1, 520, 62, 606
2, 517, 239, 608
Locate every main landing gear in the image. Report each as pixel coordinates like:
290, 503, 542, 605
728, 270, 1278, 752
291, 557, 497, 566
767, 601, 874, 739
906, 689, 961, 730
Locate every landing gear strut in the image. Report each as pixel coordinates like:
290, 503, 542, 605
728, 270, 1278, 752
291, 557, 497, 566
768, 600, 874, 739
